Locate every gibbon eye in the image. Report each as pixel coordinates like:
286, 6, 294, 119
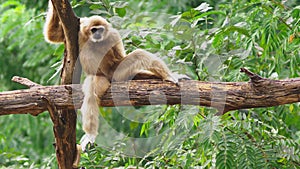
91, 27, 105, 34
91, 28, 98, 33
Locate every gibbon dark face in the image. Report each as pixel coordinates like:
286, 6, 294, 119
90, 26, 105, 42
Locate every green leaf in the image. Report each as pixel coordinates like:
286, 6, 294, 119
223, 26, 250, 37
181, 9, 199, 19
115, 7, 126, 17
196, 10, 226, 19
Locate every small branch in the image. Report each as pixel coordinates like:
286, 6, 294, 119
12, 76, 42, 88
240, 68, 264, 82
73, 145, 82, 168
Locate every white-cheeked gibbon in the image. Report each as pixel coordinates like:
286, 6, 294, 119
44, 1, 178, 151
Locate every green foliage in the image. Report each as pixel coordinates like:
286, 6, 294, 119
0, 1, 62, 90
0, 1, 61, 168
0, 0, 299, 168
79, 0, 300, 168
0, 114, 56, 169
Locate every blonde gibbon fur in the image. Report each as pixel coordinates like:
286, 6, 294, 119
43, 0, 64, 44
44, 1, 177, 150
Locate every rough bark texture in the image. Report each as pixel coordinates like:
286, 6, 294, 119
1, 74, 299, 116
49, 1, 80, 169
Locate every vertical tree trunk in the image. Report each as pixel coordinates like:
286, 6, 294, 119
48, 0, 81, 168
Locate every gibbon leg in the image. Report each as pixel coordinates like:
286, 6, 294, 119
113, 49, 178, 83
148, 60, 178, 83
93, 75, 111, 101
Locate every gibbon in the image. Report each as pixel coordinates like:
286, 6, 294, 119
44, 1, 178, 151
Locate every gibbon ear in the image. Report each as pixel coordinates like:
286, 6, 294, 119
79, 17, 90, 28
80, 17, 88, 24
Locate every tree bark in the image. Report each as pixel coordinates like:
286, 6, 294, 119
1, 73, 299, 116
48, 1, 80, 169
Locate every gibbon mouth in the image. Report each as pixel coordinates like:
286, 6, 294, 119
93, 34, 102, 40
91, 37, 103, 43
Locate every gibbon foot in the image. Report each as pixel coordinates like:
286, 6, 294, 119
80, 133, 97, 152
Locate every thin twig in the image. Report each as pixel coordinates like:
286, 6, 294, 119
240, 67, 264, 82
12, 76, 42, 88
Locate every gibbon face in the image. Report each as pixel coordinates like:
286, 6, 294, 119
90, 26, 105, 42
80, 16, 110, 43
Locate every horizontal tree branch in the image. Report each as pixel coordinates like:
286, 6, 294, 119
0, 72, 299, 116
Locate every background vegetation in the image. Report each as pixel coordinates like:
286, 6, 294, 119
0, 0, 299, 168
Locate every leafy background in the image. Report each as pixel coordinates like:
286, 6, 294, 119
0, 0, 299, 168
